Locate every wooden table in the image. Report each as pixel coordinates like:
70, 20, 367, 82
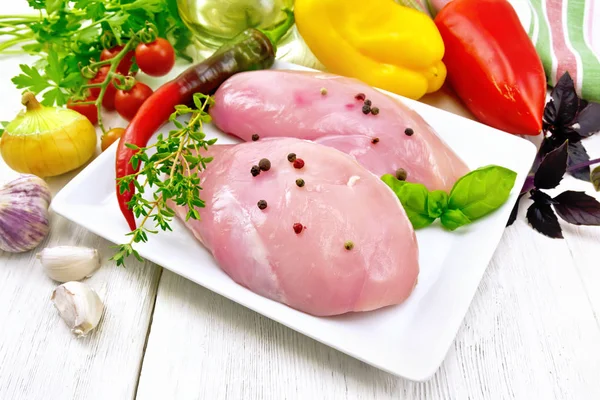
2, 4, 600, 399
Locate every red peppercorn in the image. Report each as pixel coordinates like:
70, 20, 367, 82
293, 223, 303, 234
355, 93, 366, 101
293, 158, 305, 169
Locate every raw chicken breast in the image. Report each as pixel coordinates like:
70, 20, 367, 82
210, 70, 469, 192
171, 138, 419, 317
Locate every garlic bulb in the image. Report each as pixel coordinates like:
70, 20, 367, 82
37, 246, 101, 282
0, 91, 97, 178
0, 175, 51, 252
51, 281, 104, 337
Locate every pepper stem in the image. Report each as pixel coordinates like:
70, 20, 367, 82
21, 91, 42, 111
259, 8, 295, 47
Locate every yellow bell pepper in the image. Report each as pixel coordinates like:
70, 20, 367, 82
294, 0, 447, 100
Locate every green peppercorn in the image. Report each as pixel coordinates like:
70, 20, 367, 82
296, 178, 305, 187
287, 153, 297, 162
344, 241, 354, 250
371, 107, 380, 115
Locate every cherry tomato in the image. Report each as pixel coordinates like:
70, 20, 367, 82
135, 38, 175, 77
100, 45, 135, 76
87, 66, 118, 111
67, 96, 98, 125
101, 127, 126, 152
114, 82, 154, 121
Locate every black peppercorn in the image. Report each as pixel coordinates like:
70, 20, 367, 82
362, 105, 371, 114
251, 134, 259, 141
371, 107, 379, 115
258, 158, 271, 171
395, 168, 408, 181
364, 99, 372, 106
296, 178, 305, 187
404, 128, 414, 136
257, 200, 267, 210
371, 137, 380, 144
251, 165, 260, 177
287, 153, 297, 162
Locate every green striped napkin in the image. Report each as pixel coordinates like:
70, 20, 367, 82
395, 0, 600, 102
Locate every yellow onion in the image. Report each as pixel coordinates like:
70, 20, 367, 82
0, 92, 97, 178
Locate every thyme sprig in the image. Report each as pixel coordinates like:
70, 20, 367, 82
111, 93, 217, 266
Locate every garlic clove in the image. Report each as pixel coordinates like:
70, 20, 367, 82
51, 281, 104, 337
37, 246, 101, 282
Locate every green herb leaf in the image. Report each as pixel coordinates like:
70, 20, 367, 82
427, 190, 448, 219
440, 209, 471, 231
12, 65, 50, 94
448, 165, 518, 221
381, 174, 435, 229
592, 166, 600, 192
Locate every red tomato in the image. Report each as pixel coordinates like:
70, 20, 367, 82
135, 38, 175, 77
114, 82, 154, 121
67, 96, 98, 125
100, 45, 135, 76
87, 66, 118, 111
101, 127, 126, 152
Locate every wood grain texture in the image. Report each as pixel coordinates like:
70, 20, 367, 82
0, 4, 162, 397
136, 219, 600, 400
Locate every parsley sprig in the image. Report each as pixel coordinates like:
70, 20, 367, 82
0, 0, 192, 109
111, 93, 217, 267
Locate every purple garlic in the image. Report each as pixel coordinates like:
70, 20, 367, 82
0, 175, 51, 253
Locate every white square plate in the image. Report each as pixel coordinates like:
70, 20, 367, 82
51, 61, 536, 381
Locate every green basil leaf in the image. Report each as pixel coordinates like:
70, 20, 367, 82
440, 209, 472, 231
448, 165, 518, 221
427, 190, 448, 218
591, 166, 600, 192
382, 174, 435, 229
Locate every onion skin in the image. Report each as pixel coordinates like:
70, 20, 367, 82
0, 175, 51, 253
0, 93, 97, 178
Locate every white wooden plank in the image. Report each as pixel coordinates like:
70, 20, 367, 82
0, 3, 162, 395
135, 220, 600, 400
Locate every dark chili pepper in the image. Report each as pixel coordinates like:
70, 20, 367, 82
115, 10, 295, 230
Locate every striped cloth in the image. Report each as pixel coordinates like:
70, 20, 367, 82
396, 0, 600, 102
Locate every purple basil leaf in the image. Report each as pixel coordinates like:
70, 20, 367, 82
567, 141, 591, 182
544, 72, 579, 127
534, 141, 568, 189
574, 102, 600, 137
553, 190, 600, 225
592, 166, 600, 192
578, 98, 589, 113
506, 193, 524, 227
526, 200, 563, 238
530, 188, 557, 205
532, 138, 559, 173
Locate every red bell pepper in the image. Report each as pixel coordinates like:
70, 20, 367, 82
434, 0, 546, 135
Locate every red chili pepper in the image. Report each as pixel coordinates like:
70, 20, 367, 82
116, 11, 295, 230
434, 0, 546, 136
